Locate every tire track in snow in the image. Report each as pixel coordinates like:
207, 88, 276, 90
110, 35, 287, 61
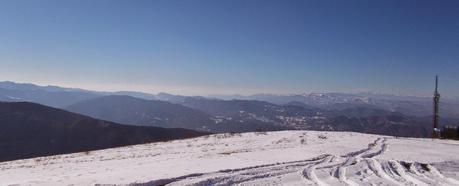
388, 160, 428, 186
360, 141, 458, 186
134, 137, 388, 186
426, 164, 459, 185
333, 137, 386, 186
366, 158, 403, 186
128, 137, 459, 186
137, 154, 332, 186
408, 163, 434, 182
301, 155, 335, 186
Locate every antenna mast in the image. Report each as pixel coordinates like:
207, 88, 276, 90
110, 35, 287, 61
433, 75, 440, 138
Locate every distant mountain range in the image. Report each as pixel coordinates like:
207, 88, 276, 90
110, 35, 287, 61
154, 94, 435, 137
66, 95, 289, 133
0, 82, 99, 108
0, 101, 206, 162
209, 92, 459, 119
1, 81, 458, 138
0, 81, 156, 108
66, 95, 219, 131
65, 94, 433, 137
2, 81, 458, 119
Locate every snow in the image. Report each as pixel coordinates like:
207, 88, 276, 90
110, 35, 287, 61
6, 96, 21, 100
0, 131, 458, 185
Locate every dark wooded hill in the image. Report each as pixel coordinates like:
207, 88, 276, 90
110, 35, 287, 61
0, 102, 207, 162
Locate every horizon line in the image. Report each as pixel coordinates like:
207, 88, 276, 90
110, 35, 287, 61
0, 80, 442, 99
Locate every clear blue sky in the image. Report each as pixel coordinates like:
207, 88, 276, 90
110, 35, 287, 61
0, 0, 458, 96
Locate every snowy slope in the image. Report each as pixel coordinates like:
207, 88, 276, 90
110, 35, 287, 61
0, 131, 458, 186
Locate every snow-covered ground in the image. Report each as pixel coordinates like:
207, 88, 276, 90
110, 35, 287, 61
1, 131, 459, 186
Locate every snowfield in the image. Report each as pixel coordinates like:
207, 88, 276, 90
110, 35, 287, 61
1, 131, 459, 186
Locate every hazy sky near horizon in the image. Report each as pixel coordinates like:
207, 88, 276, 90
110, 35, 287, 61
0, 0, 458, 96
